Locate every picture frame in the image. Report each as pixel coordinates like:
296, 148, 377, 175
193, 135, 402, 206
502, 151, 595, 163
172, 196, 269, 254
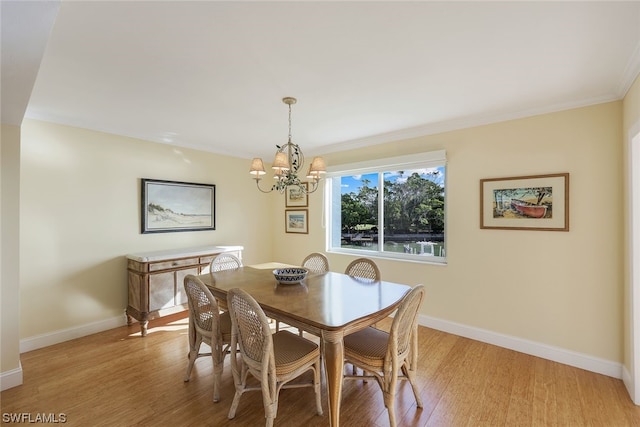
480, 173, 569, 231
285, 183, 308, 207
141, 178, 215, 234
285, 209, 309, 234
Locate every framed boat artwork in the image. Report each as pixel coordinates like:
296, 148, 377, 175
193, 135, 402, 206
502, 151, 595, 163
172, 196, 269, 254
480, 173, 569, 231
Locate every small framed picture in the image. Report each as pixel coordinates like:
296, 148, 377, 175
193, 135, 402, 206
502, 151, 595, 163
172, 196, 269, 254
285, 209, 308, 234
285, 183, 308, 207
480, 173, 569, 231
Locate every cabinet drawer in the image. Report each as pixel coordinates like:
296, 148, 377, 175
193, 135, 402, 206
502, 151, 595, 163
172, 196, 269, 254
149, 257, 199, 272
199, 255, 216, 266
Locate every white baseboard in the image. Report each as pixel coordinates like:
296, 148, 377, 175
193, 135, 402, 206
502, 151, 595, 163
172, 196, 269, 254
10, 312, 624, 382
20, 314, 127, 353
622, 365, 637, 404
419, 314, 623, 379
0, 362, 23, 391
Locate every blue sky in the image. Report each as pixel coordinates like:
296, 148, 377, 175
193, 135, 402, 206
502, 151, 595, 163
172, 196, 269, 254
340, 166, 445, 195
147, 183, 213, 215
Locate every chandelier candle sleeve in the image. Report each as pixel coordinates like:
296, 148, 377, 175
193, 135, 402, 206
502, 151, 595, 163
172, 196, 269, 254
250, 97, 326, 194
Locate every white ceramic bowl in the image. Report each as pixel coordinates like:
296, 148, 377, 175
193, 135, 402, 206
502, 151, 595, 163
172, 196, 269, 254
273, 267, 308, 285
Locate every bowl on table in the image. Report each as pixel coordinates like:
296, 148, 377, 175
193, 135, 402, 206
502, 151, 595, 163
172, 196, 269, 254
273, 267, 308, 285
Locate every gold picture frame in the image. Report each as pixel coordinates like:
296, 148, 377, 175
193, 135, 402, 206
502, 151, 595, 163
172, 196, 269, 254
285, 209, 308, 234
480, 173, 569, 231
285, 183, 308, 207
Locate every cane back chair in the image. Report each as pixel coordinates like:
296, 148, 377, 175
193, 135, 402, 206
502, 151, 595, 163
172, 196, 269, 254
183, 274, 233, 403
344, 257, 381, 281
226, 288, 323, 426
209, 252, 243, 273
301, 252, 330, 274
343, 284, 425, 427
273, 252, 331, 336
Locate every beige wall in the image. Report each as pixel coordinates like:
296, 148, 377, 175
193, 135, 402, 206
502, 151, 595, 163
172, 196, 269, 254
4, 99, 629, 375
275, 102, 624, 362
1, 124, 22, 378
623, 75, 640, 384
19, 120, 276, 338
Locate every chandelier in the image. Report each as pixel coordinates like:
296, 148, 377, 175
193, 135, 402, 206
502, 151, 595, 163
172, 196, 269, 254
249, 97, 326, 194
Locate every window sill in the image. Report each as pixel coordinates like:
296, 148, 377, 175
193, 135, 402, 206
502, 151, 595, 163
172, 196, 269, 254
327, 248, 447, 266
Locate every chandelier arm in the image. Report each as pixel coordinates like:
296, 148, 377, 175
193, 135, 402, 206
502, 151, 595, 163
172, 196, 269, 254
302, 181, 319, 194
254, 179, 274, 193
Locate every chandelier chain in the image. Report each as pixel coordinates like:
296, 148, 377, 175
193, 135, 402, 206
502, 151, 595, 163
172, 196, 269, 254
288, 102, 292, 143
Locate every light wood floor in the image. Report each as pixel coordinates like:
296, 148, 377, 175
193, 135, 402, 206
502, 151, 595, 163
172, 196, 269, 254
2, 312, 640, 426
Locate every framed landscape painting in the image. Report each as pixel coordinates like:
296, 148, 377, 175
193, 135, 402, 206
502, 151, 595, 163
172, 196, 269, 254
285, 183, 308, 207
285, 209, 308, 234
480, 173, 569, 231
141, 178, 216, 233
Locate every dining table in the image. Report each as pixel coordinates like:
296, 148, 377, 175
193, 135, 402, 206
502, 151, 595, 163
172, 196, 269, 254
197, 262, 411, 427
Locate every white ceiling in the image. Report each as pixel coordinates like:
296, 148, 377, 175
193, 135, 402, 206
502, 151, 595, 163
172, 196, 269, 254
4, 1, 640, 160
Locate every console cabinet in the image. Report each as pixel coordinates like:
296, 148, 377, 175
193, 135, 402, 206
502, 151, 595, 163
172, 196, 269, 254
126, 245, 243, 336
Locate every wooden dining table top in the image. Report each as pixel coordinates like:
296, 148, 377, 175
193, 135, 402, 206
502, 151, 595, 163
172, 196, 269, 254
197, 263, 411, 333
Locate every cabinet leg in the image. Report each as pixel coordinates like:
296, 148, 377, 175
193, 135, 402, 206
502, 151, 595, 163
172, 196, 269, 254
140, 320, 149, 337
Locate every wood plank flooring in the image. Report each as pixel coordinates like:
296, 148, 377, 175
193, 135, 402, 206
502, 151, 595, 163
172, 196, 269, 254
2, 312, 640, 426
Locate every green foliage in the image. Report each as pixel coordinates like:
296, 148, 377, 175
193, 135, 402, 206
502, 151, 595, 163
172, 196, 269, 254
493, 186, 552, 205
384, 172, 444, 233
342, 172, 445, 234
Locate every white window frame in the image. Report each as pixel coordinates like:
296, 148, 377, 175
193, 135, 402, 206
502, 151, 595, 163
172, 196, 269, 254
325, 150, 447, 264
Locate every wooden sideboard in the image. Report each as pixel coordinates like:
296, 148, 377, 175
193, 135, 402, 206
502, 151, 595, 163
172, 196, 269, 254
126, 245, 243, 336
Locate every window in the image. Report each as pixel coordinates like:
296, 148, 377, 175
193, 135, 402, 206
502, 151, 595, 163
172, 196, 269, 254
326, 150, 446, 263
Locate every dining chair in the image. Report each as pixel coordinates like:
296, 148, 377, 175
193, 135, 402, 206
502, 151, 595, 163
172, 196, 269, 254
345, 257, 383, 361
344, 257, 381, 281
208, 252, 243, 310
274, 252, 331, 337
275, 252, 331, 334
342, 284, 425, 427
209, 252, 243, 272
226, 288, 323, 427
183, 274, 233, 403
301, 252, 330, 274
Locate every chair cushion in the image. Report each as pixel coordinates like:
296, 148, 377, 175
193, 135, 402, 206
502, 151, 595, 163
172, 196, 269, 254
272, 330, 319, 376
344, 326, 389, 366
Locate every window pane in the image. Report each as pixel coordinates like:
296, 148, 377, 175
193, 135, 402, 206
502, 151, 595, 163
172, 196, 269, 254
339, 173, 379, 251
382, 167, 445, 257
327, 152, 446, 263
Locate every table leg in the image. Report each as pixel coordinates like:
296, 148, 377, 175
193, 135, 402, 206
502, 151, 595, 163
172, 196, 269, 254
322, 330, 344, 427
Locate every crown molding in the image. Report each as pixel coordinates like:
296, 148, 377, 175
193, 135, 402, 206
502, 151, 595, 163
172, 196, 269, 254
618, 40, 640, 98
317, 94, 621, 156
